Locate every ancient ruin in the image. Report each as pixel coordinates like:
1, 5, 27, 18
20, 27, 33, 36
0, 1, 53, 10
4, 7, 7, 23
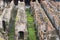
0, 0, 60, 40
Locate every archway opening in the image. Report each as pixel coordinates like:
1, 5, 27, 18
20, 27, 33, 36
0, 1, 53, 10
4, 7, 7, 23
25, 0, 30, 6
20, 0, 23, 2
2, 20, 6, 31
14, 0, 18, 5
18, 31, 24, 39
32, 0, 36, 2
53, 0, 60, 1
38, 0, 40, 3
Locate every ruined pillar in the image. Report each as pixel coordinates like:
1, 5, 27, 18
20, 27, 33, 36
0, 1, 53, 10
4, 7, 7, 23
1, 1, 14, 40
15, 1, 28, 40
0, 0, 4, 10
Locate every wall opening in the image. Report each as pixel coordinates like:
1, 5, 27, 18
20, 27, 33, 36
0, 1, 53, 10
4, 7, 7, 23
18, 31, 24, 39
32, 0, 36, 2
14, 0, 18, 5
25, 0, 30, 6
20, 0, 23, 2
38, 0, 40, 3
2, 20, 6, 31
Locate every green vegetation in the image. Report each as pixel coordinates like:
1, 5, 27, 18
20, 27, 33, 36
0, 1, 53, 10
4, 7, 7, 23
26, 8, 37, 40
8, 8, 37, 40
8, 9, 17, 40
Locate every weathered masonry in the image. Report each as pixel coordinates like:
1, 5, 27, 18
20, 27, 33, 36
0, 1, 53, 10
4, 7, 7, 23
1, 0, 44, 6
30, 0, 60, 40
15, 1, 28, 40
41, 0, 60, 37
0, 1, 14, 40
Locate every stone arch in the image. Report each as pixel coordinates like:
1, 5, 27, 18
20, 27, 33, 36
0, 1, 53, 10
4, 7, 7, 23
18, 31, 24, 39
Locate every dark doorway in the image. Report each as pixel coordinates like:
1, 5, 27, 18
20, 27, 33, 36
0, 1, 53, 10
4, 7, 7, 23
2, 20, 6, 31
38, 0, 40, 3
25, 0, 30, 6
19, 0, 23, 2
32, 0, 36, 2
18, 31, 24, 39
14, 0, 18, 5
